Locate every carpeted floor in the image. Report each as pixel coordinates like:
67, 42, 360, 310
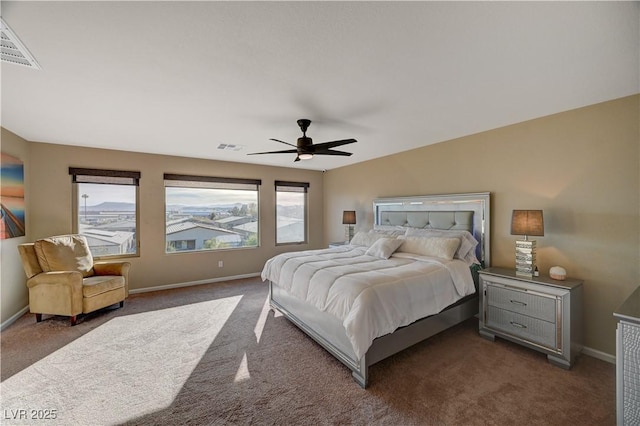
1, 277, 615, 425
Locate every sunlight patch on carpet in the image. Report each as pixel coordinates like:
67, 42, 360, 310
234, 352, 250, 383
254, 298, 271, 343
0, 296, 242, 425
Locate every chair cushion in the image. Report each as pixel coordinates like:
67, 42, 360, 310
17, 244, 43, 279
82, 275, 125, 298
34, 235, 95, 278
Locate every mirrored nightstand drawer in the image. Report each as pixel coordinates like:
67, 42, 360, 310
486, 284, 557, 323
487, 306, 557, 349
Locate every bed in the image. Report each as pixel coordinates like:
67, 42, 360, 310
263, 192, 491, 387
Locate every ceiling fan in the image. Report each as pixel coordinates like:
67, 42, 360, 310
248, 119, 357, 162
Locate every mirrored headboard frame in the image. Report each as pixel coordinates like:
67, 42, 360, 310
373, 192, 491, 267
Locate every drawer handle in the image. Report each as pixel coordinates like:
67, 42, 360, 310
510, 300, 527, 307
510, 321, 527, 329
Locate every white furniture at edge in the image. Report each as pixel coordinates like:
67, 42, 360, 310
614, 286, 640, 426
478, 267, 583, 369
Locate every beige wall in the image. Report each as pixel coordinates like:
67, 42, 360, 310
324, 95, 640, 356
1, 129, 30, 325
1, 140, 323, 325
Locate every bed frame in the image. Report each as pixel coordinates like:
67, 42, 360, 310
269, 192, 491, 388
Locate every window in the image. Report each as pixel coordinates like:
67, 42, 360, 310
275, 181, 308, 245
167, 240, 195, 251
164, 174, 260, 253
69, 167, 140, 258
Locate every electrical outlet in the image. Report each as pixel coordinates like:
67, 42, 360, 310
218, 261, 224, 268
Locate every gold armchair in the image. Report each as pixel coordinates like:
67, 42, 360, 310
18, 234, 130, 326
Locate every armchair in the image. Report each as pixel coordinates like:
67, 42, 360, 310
18, 234, 130, 326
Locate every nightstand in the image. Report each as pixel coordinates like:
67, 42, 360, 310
478, 267, 583, 369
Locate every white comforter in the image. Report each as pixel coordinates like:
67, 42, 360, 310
261, 245, 476, 360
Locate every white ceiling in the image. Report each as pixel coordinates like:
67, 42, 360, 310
1, 1, 638, 171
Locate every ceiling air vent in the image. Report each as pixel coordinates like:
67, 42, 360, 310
1, 17, 41, 70
217, 144, 244, 152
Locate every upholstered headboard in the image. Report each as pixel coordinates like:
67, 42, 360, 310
373, 192, 490, 267
378, 211, 474, 232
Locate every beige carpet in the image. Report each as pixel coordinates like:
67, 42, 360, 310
1, 277, 615, 425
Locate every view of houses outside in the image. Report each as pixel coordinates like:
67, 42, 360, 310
276, 190, 305, 244
77, 183, 306, 257
77, 183, 137, 257
165, 186, 259, 252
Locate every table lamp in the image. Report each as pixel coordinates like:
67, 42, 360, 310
511, 210, 544, 277
342, 210, 356, 243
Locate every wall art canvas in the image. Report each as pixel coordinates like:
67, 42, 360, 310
1, 153, 26, 239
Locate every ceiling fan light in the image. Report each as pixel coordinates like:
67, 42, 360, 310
298, 153, 313, 160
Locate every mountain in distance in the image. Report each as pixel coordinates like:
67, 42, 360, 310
86, 202, 135, 211
86, 202, 247, 211
167, 203, 246, 211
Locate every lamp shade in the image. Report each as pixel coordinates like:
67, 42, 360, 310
510, 210, 544, 237
342, 210, 356, 225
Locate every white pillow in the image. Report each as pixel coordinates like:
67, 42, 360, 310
397, 236, 461, 260
365, 237, 403, 259
404, 228, 479, 264
350, 231, 386, 247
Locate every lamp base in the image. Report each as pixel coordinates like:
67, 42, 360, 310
515, 239, 537, 277
345, 225, 354, 243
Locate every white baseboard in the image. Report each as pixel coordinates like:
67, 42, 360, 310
582, 346, 616, 364
1, 305, 29, 331
128, 272, 262, 295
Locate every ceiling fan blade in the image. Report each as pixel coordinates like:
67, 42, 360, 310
314, 149, 353, 156
294, 156, 301, 162
247, 148, 299, 155
310, 138, 357, 150
269, 138, 297, 148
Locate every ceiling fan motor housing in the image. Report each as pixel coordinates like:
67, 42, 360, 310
297, 137, 313, 150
